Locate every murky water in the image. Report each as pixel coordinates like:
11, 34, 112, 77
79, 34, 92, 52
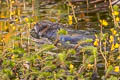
0, 0, 111, 55
35, 0, 113, 31
0, 1, 117, 80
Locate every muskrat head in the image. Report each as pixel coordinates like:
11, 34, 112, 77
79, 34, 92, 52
34, 22, 49, 38
34, 22, 50, 33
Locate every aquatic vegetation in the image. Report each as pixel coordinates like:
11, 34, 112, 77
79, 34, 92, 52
0, 0, 120, 80
100, 19, 108, 26
68, 15, 73, 25
113, 11, 119, 16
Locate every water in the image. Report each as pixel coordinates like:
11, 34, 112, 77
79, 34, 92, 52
0, 1, 116, 80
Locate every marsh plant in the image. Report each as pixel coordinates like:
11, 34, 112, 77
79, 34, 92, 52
0, 0, 120, 80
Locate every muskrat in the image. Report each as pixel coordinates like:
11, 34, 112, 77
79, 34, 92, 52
30, 20, 94, 45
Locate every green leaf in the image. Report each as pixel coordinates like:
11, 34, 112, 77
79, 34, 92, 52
82, 46, 97, 58
56, 69, 65, 78
13, 47, 25, 54
106, 65, 113, 74
102, 33, 108, 40
2, 69, 13, 77
57, 28, 68, 35
84, 39, 93, 43
67, 75, 74, 80
58, 52, 66, 62
11, 36, 21, 40
42, 44, 55, 51
86, 55, 94, 63
29, 18, 34, 23
113, 5, 119, 11
107, 76, 118, 80
68, 49, 76, 55
39, 72, 52, 78
9, 61, 15, 67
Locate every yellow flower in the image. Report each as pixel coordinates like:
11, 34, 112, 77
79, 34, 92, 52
115, 17, 120, 22
24, 17, 29, 22
102, 20, 108, 26
54, 73, 56, 78
115, 43, 119, 48
11, 55, 15, 59
68, 15, 72, 25
10, 12, 14, 16
1, 39, 4, 42
113, 11, 119, 16
100, 19, 108, 26
11, 1, 15, 4
69, 15, 72, 21
110, 28, 114, 32
111, 44, 115, 51
0, 12, 5, 18
94, 39, 99, 47
12, 26, 16, 30
113, 30, 117, 35
32, 22, 36, 25
114, 66, 119, 72
103, 42, 106, 45
110, 28, 117, 35
69, 21, 72, 25
69, 64, 74, 70
117, 56, 120, 59
17, 9, 21, 16
118, 37, 120, 41
4, 26, 8, 30
109, 35, 114, 43
87, 64, 93, 69
103, 42, 106, 46
15, 18, 19, 22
